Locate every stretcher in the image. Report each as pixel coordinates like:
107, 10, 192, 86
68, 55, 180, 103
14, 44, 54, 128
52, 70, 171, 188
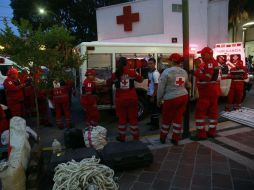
220, 107, 254, 128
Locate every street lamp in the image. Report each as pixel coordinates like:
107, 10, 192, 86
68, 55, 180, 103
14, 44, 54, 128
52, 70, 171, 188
38, 8, 46, 15
0, 45, 5, 50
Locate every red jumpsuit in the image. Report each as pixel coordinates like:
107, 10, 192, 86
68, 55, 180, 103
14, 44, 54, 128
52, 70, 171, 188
194, 58, 221, 138
20, 73, 36, 117
110, 67, 142, 141
3, 77, 25, 117
225, 61, 248, 111
0, 106, 9, 134
52, 85, 71, 129
80, 79, 100, 126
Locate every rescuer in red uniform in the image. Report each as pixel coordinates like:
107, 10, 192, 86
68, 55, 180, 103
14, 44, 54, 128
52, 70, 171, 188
108, 57, 143, 142
20, 69, 35, 117
4, 68, 26, 117
80, 69, 100, 126
194, 47, 221, 139
0, 105, 9, 135
225, 59, 248, 111
52, 80, 71, 129
157, 53, 189, 145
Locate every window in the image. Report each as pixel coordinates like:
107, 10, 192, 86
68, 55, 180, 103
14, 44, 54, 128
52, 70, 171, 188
87, 53, 112, 79
115, 53, 153, 79
0, 65, 13, 76
172, 4, 182, 13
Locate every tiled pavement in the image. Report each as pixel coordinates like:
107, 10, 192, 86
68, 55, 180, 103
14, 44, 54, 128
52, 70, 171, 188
118, 121, 254, 190
118, 143, 254, 190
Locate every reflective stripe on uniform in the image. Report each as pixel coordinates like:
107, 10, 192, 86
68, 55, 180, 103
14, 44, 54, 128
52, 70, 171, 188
172, 123, 181, 128
130, 125, 138, 130
197, 81, 218, 84
162, 124, 170, 129
196, 126, 204, 129
118, 125, 126, 129
196, 119, 205, 123
173, 129, 181, 134
161, 128, 169, 134
208, 125, 216, 128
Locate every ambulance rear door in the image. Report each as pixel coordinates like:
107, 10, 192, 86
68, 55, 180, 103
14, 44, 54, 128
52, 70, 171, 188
213, 42, 246, 96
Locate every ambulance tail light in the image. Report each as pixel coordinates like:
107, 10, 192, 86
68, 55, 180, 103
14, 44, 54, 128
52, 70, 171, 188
0, 58, 5, 64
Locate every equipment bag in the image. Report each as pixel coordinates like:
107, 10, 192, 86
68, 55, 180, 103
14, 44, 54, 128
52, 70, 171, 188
49, 147, 99, 173
101, 141, 153, 171
64, 128, 85, 149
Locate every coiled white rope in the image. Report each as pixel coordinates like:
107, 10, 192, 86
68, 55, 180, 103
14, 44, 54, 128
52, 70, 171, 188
52, 157, 119, 190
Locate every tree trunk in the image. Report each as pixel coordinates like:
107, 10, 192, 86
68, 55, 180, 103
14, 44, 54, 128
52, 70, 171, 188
31, 66, 40, 130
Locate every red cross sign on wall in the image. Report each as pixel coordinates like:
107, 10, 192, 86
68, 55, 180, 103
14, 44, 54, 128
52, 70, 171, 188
116, 5, 140, 32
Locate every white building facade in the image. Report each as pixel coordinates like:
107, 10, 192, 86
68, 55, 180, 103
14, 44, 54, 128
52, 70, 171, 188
96, 0, 229, 50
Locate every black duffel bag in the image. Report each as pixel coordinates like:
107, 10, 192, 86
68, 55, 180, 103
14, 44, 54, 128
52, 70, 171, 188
49, 147, 99, 173
64, 128, 85, 149
101, 141, 153, 171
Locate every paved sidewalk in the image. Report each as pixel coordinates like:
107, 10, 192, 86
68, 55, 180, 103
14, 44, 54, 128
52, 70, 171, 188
118, 120, 254, 190
118, 142, 254, 190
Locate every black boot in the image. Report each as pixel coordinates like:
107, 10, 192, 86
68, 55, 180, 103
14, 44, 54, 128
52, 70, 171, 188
149, 118, 160, 131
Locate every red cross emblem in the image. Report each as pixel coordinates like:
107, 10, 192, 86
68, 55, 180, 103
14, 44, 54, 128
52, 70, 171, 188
121, 79, 128, 85
116, 6, 140, 32
175, 77, 185, 86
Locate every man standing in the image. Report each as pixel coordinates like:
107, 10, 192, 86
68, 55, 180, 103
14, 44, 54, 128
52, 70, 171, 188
147, 58, 160, 130
52, 79, 72, 129
4, 68, 26, 117
157, 53, 189, 145
225, 60, 248, 111
194, 47, 221, 140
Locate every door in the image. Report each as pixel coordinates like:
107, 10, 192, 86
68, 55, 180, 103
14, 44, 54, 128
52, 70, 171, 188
87, 53, 113, 108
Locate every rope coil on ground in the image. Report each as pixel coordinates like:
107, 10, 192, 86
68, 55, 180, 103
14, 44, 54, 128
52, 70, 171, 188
52, 156, 119, 190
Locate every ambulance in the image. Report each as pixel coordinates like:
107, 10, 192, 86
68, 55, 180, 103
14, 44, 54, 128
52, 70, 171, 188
76, 42, 197, 119
213, 42, 252, 97
0, 56, 25, 86
77, 41, 254, 119
0, 56, 25, 104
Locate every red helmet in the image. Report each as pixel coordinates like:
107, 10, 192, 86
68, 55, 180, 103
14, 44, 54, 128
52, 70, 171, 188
85, 69, 96, 76
7, 68, 18, 76
197, 47, 213, 55
169, 53, 183, 63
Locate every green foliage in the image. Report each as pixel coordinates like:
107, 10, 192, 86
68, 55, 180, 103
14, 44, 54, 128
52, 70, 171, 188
0, 19, 82, 88
10, 0, 131, 43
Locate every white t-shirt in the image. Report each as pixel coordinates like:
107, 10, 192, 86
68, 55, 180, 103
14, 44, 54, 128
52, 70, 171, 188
147, 70, 160, 96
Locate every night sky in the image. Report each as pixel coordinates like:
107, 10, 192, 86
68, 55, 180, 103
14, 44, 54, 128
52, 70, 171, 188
0, 0, 18, 34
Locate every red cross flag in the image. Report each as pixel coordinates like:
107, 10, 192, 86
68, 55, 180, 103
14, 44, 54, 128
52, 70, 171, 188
96, 0, 164, 40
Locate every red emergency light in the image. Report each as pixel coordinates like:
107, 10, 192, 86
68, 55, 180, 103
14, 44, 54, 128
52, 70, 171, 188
0, 58, 5, 64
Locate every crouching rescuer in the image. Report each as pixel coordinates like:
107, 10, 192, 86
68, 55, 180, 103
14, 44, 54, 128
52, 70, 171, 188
157, 53, 189, 145
108, 57, 143, 142
193, 47, 221, 140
